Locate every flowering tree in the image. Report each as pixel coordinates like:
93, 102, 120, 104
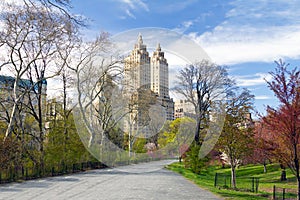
262, 60, 300, 199
244, 121, 275, 173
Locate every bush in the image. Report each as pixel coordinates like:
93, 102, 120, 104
184, 144, 209, 174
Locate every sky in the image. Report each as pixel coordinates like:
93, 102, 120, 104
1, 0, 300, 117
69, 0, 300, 117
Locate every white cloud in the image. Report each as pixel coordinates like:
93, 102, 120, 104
232, 73, 272, 87
173, 20, 195, 34
192, 26, 300, 65
161, 0, 197, 13
125, 9, 136, 19
188, 0, 300, 65
255, 95, 272, 100
119, 0, 149, 19
174, 13, 212, 34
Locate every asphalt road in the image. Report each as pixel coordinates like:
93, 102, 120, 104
0, 160, 222, 200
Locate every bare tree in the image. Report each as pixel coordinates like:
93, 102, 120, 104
0, 1, 79, 171
66, 33, 124, 149
174, 60, 233, 145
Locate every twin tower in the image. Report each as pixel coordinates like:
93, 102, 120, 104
124, 34, 174, 121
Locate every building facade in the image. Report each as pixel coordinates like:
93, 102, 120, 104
151, 43, 169, 98
174, 99, 195, 119
124, 34, 174, 128
124, 34, 151, 94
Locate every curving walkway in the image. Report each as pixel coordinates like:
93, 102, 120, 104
0, 160, 222, 200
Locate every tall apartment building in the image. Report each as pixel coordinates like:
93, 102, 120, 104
124, 34, 151, 94
151, 43, 168, 98
124, 34, 174, 127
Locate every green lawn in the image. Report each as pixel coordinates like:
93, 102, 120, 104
166, 162, 297, 200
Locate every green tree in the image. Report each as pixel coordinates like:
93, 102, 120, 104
45, 110, 91, 168
158, 117, 195, 162
217, 88, 254, 188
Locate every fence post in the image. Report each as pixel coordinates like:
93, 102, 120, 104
252, 177, 254, 192
214, 173, 217, 187
10, 167, 13, 182
21, 166, 24, 179
273, 185, 276, 200
282, 188, 285, 200
0, 171, 2, 184
25, 168, 28, 180
255, 178, 259, 193
15, 166, 18, 181
34, 165, 37, 178
52, 167, 55, 176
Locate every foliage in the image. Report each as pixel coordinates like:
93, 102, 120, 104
184, 143, 210, 174
132, 137, 147, 153
217, 88, 254, 188
244, 121, 275, 172
0, 135, 21, 170
45, 112, 91, 167
158, 117, 195, 160
262, 59, 300, 199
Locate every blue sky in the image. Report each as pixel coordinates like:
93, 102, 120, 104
70, 0, 300, 116
1, 0, 297, 117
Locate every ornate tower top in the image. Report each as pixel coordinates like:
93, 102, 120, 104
135, 33, 147, 50
156, 43, 161, 51
138, 33, 143, 45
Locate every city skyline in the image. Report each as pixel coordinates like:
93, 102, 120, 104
69, 0, 300, 117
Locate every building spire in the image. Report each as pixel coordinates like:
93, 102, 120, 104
138, 33, 143, 45
156, 43, 161, 51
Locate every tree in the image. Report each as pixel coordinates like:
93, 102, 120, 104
0, 124, 21, 170
245, 121, 275, 173
217, 88, 254, 189
63, 31, 129, 170
0, 0, 79, 172
262, 60, 300, 199
125, 87, 158, 157
0, 0, 77, 141
158, 117, 195, 162
174, 60, 232, 145
45, 107, 91, 168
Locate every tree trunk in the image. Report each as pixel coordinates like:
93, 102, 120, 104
4, 103, 17, 141
231, 166, 236, 189
263, 161, 267, 173
293, 143, 300, 200
38, 90, 44, 175
297, 176, 300, 200
63, 73, 68, 162
4, 77, 20, 141
280, 169, 287, 181
194, 115, 202, 145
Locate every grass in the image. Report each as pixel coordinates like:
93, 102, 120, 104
166, 162, 297, 200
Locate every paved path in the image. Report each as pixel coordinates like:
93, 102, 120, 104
0, 160, 221, 200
